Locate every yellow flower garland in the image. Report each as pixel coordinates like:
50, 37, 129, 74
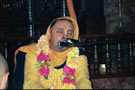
36, 35, 79, 89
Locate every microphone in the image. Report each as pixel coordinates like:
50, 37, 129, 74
57, 37, 104, 48
57, 38, 85, 48
57, 40, 73, 48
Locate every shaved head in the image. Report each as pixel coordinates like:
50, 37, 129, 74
0, 53, 8, 77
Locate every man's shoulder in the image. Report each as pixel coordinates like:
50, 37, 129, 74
17, 43, 37, 55
78, 54, 88, 63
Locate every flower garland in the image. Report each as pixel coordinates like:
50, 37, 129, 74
34, 35, 79, 89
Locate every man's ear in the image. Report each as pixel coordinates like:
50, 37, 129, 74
49, 29, 52, 38
0, 72, 9, 89
49, 29, 52, 42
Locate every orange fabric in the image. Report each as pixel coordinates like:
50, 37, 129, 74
14, 43, 37, 69
66, 0, 77, 22
50, 48, 72, 67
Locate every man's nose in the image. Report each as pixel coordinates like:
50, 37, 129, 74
63, 31, 68, 38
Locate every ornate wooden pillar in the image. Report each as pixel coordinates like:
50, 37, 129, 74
105, 41, 112, 74
128, 42, 134, 73
62, 0, 66, 16
117, 43, 122, 73
28, 0, 35, 37
94, 40, 99, 75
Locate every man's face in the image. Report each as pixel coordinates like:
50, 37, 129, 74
50, 20, 74, 52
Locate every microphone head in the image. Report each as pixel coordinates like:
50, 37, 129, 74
57, 40, 73, 48
57, 40, 63, 48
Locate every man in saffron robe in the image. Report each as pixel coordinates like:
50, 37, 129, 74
15, 16, 92, 89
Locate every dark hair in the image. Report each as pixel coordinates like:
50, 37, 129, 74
50, 18, 73, 28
